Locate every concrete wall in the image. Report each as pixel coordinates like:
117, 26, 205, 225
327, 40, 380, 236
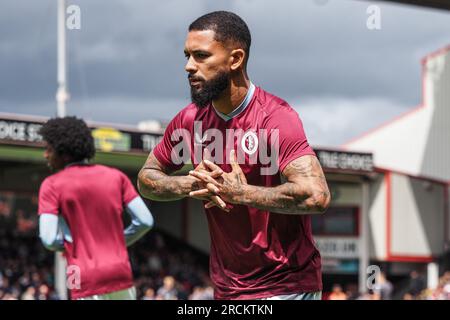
345, 47, 450, 182
368, 174, 387, 260
391, 173, 445, 256
447, 185, 450, 246
420, 49, 450, 180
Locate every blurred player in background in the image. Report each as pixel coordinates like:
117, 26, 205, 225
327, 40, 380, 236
38, 116, 154, 300
138, 11, 330, 300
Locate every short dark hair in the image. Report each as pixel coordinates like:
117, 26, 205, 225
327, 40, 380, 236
39, 116, 96, 161
189, 11, 251, 67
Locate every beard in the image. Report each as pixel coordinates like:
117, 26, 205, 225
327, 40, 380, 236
189, 71, 230, 108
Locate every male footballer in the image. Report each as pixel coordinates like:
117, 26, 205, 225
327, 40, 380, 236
138, 11, 330, 300
38, 116, 154, 300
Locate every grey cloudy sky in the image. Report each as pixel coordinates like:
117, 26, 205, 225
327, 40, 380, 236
1, 0, 449, 146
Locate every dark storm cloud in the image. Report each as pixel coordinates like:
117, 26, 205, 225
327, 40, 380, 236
0, 0, 449, 144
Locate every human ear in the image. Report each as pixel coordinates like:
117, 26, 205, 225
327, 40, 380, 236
229, 49, 246, 71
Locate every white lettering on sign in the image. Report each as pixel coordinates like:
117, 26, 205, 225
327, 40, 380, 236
141, 134, 162, 151
27, 124, 43, 142
317, 150, 373, 172
314, 237, 360, 259
0, 121, 43, 142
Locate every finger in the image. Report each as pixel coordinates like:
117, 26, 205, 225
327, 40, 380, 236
192, 183, 220, 196
208, 195, 228, 211
203, 148, 211, 161
229, 150, 247, 183
205, 198, 230, 212
189, 171, 221, 187
189, 189, 211, 198
206, 167, 223, 178
206, 182, 220, 195
197, 167, 222, 179
203, 159, 222, 173
212, 195, 226, 208
203, 162, 223, 178
229, 149, 241, 172
196, 168, 212, 175
205, 201, 215, 209
209, 169, 223, 178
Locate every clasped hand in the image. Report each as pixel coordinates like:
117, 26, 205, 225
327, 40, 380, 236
188, 150, 247, 212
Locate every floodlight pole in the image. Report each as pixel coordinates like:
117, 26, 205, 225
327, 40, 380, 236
56, 0, 69, 117
55, 0, 69, 301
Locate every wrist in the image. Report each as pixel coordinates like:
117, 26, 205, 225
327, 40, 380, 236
232, 184, 251, 205
182, 175, 200, 197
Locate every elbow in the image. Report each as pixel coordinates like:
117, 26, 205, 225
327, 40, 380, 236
126, 196, 155, 232
39, 235, 58, 251
138, 169, 157, 199
305, 190, 331, 214
39, 230, 53, 248
140, 213, 154, 230
40, 236, 51, 249
137, 169, 148, 194
318, 192, 331, 213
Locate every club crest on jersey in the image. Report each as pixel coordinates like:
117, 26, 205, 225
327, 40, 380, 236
171, 121, 280, 175
241, 131, 258, 155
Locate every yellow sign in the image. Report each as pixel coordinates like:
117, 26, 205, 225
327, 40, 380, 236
92, 127, 131, 152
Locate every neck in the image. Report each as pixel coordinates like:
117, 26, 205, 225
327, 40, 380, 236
212, 73, 250, 115
64, 158, 88, 168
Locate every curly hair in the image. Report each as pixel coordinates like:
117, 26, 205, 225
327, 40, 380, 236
39, 116, 96, 161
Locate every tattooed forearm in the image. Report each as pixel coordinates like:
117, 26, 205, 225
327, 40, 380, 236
137, 153, 197, 201
237, 155, 331, 214
239, 182, 329, 214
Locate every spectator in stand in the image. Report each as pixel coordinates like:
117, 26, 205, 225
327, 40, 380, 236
141, 287, 156, 300
407, 270, 426, 298
328, 284, 347, 300
20, 286, 36, 300
2, 292, 18, 300
156, 275, 178, 300
343, 283, 359, 300
373, 272, 393, 300
189, 286, 205, 300
443, 271, 450, 299
37, 284, 49, 300
419, 271, 450, 300
402, 292, 414, 300
189, 285, 214, 300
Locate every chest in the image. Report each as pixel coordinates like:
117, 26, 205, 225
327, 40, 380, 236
190, 112, 279, 180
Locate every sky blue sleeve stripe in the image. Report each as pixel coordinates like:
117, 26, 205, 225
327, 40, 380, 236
40, 196, 153, 249
124, 196, 154, 246
39, 214, 65, 251
58, 215, 73, 242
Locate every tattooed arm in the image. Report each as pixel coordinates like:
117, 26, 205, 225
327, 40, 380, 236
138, 152, 196, 201
189, 152, 331, 215
138, 152, 228, 210
239, 155, 331, 214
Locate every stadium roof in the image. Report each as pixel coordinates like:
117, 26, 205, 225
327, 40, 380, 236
375, 0, 450, 10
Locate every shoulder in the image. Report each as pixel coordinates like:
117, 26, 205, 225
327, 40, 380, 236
39, 175, 58, 193
94, 164, 125, 177
255, 87, 302, 125
170, 103, 202, 127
